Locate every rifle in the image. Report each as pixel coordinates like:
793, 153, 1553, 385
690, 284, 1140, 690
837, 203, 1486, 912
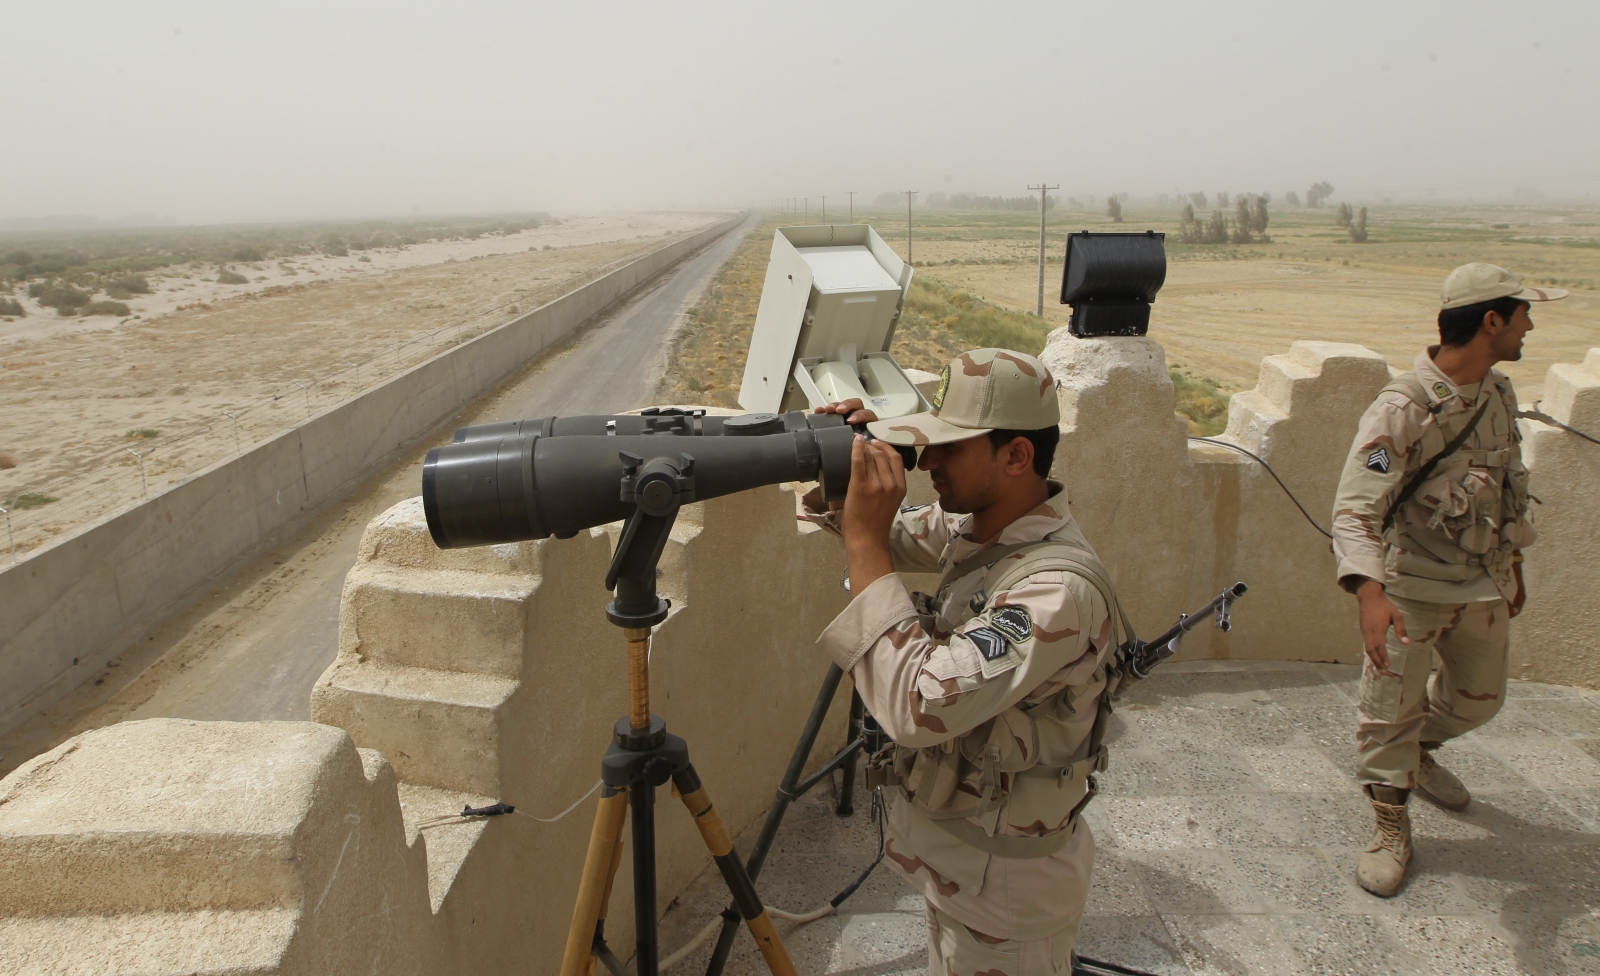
1116, 582, 1248, 686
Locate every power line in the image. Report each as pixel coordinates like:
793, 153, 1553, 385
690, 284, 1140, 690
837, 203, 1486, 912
1188, 436, 1333, 539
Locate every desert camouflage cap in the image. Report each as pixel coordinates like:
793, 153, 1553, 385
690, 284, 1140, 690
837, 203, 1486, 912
1441, 262, 1567, 309
866, 348, 1060, 447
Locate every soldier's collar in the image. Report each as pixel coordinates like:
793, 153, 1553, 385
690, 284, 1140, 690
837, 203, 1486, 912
1416, 348, 1472, 405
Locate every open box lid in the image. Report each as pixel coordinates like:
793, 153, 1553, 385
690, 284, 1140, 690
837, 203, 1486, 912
737, 224, 928, 418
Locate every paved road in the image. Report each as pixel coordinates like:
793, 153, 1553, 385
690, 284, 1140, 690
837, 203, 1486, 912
0, 215, 756, 773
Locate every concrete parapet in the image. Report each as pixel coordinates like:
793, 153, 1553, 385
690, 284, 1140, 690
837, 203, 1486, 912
1514, 348, 1600, 689
1042, 334, 1389, 663
0, 718, 435, 975
310, 483, 852, 970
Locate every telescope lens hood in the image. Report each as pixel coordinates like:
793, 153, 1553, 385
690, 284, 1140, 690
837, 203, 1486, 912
423, 434, 545, 548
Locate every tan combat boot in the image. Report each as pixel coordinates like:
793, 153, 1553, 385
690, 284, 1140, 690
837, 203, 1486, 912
1357, 785, 1412, 897
1416, 746, 1470, 810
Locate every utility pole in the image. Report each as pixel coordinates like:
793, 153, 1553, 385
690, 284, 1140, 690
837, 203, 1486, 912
902, 191, 918, 263
125, 448, 147, 497
804, 198, 809, 224
821, 195, 826, 224
847, 191, 855, 224
1028, 183, 1059, 317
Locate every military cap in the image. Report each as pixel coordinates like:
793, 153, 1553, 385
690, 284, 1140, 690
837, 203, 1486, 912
1441, 262, 1567, 309
867, 348, 1060, 447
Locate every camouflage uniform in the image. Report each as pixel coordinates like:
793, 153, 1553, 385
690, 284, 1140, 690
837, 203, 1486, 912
1331, 348, 1536, 790
810, 485, 1115, 975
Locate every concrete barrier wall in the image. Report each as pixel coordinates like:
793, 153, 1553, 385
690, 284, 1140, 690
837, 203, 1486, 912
0, 215, 742, 729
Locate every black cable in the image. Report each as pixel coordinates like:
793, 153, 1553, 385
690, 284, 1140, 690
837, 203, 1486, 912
1188, 436, 1334, 540
828, 787, 887, 909
1524, 402, 1600, 446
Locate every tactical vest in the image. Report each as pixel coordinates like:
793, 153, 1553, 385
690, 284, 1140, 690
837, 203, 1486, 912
883, 527, 1133, 859
1381, 372, 1533, 583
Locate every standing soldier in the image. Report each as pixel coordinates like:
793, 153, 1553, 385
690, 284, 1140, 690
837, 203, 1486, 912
803, 349, 1130, 975
1331, 264, 1566, 896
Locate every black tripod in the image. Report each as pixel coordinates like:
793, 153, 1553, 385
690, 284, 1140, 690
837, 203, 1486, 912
559, 452, 797, 976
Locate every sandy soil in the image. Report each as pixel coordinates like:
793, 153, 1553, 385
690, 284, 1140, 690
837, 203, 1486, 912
0, 212, 725, 555
0, 212, 716, 345
896, 209, 1600, 400
936, 256, 1599, 396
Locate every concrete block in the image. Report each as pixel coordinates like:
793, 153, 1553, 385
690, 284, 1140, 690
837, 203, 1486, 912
339, 567, 537, 677
0, 719, 435, 976
311, 661, 518, 796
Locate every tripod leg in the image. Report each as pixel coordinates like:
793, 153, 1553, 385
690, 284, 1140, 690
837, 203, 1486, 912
705, 662, 845, 976
583, 830, 628, 976
836, 688, 866, 816
675, 766, 798, 976
631, 776, 661, 976
561, 786, 629, 976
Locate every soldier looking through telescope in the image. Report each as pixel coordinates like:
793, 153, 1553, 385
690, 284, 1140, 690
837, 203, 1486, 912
1331, 263, 1566, 898
802, 348, 1127, 976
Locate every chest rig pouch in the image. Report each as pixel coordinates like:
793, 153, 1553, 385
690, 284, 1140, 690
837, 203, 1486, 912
1382, 373, 1531, 577
881, 537, 1137, 857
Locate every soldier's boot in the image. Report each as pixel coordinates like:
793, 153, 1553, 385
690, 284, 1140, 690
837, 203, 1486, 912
1415, 744, 1470, 811
1357, 785, 1412, 898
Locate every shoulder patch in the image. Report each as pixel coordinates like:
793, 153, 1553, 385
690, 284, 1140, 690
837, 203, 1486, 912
1366, 447, 1391, 474
1433, 381, 1452, 399
989, 605, 1033, 643
964, 627, 1010, 662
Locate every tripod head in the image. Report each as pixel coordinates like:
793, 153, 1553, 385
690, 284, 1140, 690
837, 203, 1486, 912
603, 451, 696, 629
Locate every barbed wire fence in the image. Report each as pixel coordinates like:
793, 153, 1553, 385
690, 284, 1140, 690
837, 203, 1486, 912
0, 233, 695, 564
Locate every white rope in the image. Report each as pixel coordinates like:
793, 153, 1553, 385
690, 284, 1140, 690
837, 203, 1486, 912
658, 905, 835, 972
515, 780, 604, 823
414, 780, 603, 830
659, 918, 722, 972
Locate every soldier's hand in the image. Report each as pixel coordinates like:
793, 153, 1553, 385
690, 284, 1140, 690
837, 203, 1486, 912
1355, 579, 1407, 674
815, 398, 879, 426
840, 434, 905, 593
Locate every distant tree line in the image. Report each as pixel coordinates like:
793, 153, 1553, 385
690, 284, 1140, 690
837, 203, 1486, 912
1176, 195, 1269, 244
935, 193, 1058, 211
1336, 202, 1370, 242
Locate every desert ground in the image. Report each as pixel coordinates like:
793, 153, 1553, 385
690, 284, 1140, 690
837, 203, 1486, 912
870, 203, 1600, 398
665, 204, 1599, 436
0, 212, 723, 555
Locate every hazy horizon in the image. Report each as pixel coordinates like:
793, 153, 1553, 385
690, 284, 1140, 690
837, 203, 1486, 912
6, 0, 1598, 225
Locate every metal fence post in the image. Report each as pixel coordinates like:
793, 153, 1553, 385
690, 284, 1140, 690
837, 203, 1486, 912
124, 448, 147, 497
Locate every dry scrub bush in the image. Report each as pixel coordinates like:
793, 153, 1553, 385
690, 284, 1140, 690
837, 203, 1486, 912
80, 300, 131, 317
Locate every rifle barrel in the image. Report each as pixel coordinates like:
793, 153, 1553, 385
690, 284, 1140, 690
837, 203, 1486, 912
1145, 582, 1248, 651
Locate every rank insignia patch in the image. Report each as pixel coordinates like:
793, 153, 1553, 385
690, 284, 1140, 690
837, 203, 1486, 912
932, 365, 950, 411
964, 627, 1010, 662
1366, 447, 1391, 474
989, 605, 1033, 643
1433, 381, 1453, 399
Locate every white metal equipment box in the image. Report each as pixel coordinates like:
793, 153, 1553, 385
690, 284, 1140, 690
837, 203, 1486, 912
737, 225, 930, 419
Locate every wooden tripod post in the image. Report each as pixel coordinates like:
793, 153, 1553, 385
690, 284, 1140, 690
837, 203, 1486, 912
558, 625, 798, 976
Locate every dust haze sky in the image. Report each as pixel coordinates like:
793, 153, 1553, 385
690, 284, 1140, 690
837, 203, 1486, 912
5, 0, 1598, 225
